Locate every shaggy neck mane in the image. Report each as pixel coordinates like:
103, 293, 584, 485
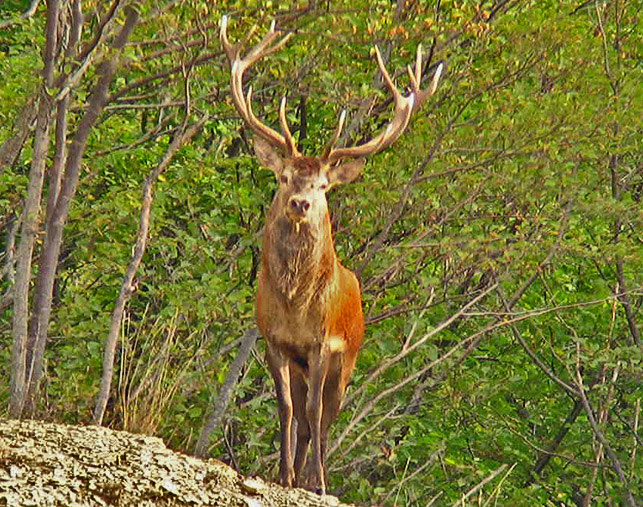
264, 210, 335, 306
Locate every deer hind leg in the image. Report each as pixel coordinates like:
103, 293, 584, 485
291, 371, 310, 487
266, 343, 295, 487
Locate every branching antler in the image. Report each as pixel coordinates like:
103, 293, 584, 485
220, 15, 299, 157
220, 16, 444, 164
322, 45, 443, 164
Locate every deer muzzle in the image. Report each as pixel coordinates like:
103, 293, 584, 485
287, 197, 310, 221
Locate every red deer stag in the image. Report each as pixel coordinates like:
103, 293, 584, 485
220, 16, 443, 494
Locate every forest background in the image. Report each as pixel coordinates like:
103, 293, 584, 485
0, 0, 641, 505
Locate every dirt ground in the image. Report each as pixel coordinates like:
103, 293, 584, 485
0, 419, 355, 506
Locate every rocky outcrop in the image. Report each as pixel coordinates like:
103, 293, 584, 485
0, 419, 352, 506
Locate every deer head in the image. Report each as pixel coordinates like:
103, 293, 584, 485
253, 138, 365, 233
220, 16, 443, 231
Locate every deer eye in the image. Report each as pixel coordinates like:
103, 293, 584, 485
319, 183, 328, 191
280, 174, 289, 184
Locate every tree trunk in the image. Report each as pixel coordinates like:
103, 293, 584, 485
23, 95, 69, 416
195, 328, 259, 458
9, 90, 52, 419
9, 0, 60, 419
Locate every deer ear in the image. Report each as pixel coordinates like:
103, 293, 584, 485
328, 158, 365, 187
254, 137, 284, 173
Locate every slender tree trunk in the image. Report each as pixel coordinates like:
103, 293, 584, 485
23, 95, 69, 416
9, 91, 51, 419
93, 116, 206, 425
195, 328, 259, 458
9, 0, 60, 418
24, 0, 84, 416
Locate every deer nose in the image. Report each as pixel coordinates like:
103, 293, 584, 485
289, 198, 310, 214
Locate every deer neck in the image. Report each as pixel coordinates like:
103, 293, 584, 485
263, 204, 336, 306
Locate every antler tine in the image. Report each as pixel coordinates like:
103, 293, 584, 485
244, 86, 287, 150
373, 45, 402, 103
245, 21, 293, 68
415, 43, 423, 84
220, 15, 237, 62
279, 97, 297, 156
427, 62, 444, 97
240, 25, 258, 49
407, 45, 444, 111
220, 15, 299, 157
322, 109, 347, 160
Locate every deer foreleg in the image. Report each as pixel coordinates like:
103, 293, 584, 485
306, 344, 330, 495
266, 344, 295, 487
292, 373, 310, 487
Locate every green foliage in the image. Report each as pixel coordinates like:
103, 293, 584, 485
1, 0, 641, 505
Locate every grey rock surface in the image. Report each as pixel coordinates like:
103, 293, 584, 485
0, 419, 352, 506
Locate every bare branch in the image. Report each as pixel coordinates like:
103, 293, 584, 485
194, 327, 260, 458
498, 287, 578, 397
335, 404, 400, 461
0, 0, 42, 29
93, 115, 207, 425
93, 113, 178, 157
575, 360, 636, 506
0, 98, 37, 176
381, 448, 443, 505
452, 464, 510, 506
54, 0, 120, 102
109, 51, 220, 104
343, 282, 498, 409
